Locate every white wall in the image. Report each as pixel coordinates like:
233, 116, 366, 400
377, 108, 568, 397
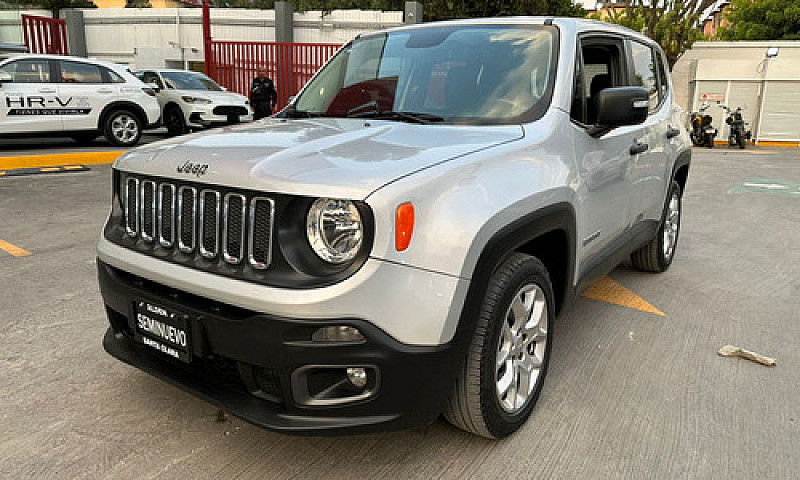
79, 8, 402, 69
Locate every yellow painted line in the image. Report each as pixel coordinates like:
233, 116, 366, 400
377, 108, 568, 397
0, 171, 6, 176
39, 167, 60, 172
0, 151, 124, 170
0, 239, 31, 257
757, 141, 799, 147
62, 165, 85, 170
583, 276, 665, 316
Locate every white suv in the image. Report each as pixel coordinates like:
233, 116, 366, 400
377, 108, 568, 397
135, 69, 253, 136
0, 54, 160, 146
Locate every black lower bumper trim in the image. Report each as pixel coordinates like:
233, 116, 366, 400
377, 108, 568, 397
98, 260, 465, 436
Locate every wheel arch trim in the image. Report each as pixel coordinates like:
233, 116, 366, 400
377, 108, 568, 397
441, 202, 576, 345
98, 101, 147, 131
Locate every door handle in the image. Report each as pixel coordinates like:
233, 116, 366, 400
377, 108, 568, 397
666, 126, 680, 139
630, 142, 649, 155
39, 88, 56, 93
97, 88, 113, 94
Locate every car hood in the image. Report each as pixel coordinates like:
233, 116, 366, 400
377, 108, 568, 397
170, 89, 249, 104
115, 118, 524, 199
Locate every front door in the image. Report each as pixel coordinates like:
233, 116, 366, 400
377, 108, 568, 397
569, 36, 644, 273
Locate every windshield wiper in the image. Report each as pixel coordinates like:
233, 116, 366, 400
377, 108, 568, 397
345, 100, 443, 124
280, 105, 323, 119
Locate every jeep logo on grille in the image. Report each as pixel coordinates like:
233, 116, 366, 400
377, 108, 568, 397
176, 161, 208, 177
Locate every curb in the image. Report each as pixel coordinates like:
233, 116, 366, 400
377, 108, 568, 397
0, 165, 91, 177
0, 151, 124, 170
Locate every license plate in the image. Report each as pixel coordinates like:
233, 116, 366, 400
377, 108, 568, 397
706, 128, 716, 134
134, 301, 191, 362
227, 114, 239, 124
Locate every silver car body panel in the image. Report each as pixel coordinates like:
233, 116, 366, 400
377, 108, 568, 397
100, 17, 692, 347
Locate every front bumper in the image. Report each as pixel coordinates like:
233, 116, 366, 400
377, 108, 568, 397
98, 260, 465, 435
186, 106, 254, 128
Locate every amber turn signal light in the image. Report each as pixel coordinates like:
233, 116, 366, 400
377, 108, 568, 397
395, 203, 414, 251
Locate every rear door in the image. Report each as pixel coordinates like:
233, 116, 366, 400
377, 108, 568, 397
626, 40, 671, 224
0, 58, 62, 134
55, 59, 112, 132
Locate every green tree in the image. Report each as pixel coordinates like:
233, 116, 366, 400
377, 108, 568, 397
27, 0, 97, 18
423, 0, 584, 21
718, 0, 800, 40
591, 0, 715, 69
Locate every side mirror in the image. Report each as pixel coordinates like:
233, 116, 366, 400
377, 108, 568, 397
0, 71, 12, 83
147, 82, 161, 92
595, 87, 649, 128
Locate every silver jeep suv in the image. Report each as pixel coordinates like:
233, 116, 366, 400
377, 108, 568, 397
98, 18, 691, 438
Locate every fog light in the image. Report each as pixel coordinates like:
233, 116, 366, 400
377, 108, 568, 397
346, 367, 368, 388
312, 325, 364, 343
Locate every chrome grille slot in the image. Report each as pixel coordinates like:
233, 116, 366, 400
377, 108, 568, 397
158, 184, 176, 248
223, 193, 246, 264
199, 190, 221, 258
249, 197, 274, 269
178, 186, 197, 253
140, 180, 156, 242
119, 174, 276, 276
125, 178, 139, 237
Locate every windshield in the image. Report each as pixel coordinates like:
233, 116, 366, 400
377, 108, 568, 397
161, 71, 223, 91
292, 25, 557, 124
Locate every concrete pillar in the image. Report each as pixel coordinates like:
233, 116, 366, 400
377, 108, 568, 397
62, 9, 87, 57
275, 1, 293, 44
404, 2, 423, 24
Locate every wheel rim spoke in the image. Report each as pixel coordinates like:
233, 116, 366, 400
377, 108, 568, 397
496, 282, 548, 414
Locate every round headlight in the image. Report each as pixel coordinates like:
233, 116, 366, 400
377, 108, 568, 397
306, 198, 363, 264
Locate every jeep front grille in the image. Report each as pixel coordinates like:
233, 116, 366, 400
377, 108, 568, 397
124, 177, 274, 270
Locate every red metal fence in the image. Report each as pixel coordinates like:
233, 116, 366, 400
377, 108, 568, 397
21, 14, 69, 55
208, 41, 341, 110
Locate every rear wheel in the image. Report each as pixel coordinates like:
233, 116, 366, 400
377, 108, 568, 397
444, 252, 554, 438
164, 106, 187, 136
103, 109, 142, 147
737, 133, 746, 149
630, 181, 682, 272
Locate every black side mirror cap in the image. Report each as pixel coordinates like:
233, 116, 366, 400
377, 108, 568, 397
595, 86, 649, 129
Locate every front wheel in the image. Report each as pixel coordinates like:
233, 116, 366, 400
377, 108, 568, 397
630, 181, 682, 272
103, 110, 142, 147
444, 253, 554, 438
164, 106, 187, 136
737, 133, 746, 149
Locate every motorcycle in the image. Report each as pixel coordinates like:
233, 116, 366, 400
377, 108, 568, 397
689, 103, 717, 148
721, 105, 752, 149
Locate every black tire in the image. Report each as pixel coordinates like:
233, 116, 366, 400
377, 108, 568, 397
103, 109, 142, 147
630, 181, 682, 272
705, 135, 714, 148
164, 106, 187, 136
737, 134, 746, 149
71, 133, 97, 145
444, 252, 554, 439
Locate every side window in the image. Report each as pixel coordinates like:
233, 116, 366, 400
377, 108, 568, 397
0, 59, 51, 83
629, 41, 658, 111
570, 37, 625, 125
142, 72, 164, 90
106, 68, 126, 84
656, 51, 669, 102
59, 61, 103, 84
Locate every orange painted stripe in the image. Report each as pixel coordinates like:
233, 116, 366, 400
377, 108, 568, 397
583, 276, 665, 316
0, 151, 123, 170
0, 239, 31, 257
757, 141, 799, 147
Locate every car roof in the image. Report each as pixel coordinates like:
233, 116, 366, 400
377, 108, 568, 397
360, 16, 657, 49
1, 53, 131, 71
139, 69, 207, 74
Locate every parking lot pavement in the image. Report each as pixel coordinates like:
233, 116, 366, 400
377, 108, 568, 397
0, 147, 798, 479
0, 129, 168, 157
